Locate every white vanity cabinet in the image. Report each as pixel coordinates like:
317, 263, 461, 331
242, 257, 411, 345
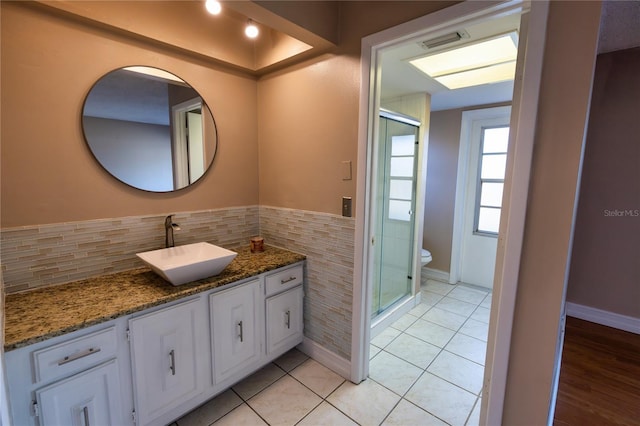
265, 265, 304, 357
128, 298, 208, 426
5, 320, 133, 426
5, 260, 305, 426
266, 286, 304, 355
210, 279, 262, 385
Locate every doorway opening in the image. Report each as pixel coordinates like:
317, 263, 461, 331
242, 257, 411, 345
353, 1, 549, 424
172, 97, 206, 188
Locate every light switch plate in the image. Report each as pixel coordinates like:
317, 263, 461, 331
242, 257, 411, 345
341, 161, 352, 181
342, 197, 352, 217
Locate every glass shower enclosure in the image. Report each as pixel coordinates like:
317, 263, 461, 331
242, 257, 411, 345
372, 110, 420, 318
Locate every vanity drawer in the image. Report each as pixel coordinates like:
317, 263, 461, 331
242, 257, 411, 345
265, 264, 303, 296
32, 326, 118, 384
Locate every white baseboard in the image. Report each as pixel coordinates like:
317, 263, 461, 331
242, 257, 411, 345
423, 267, 450, 283
566, 302, 640, 335
297, 338, 351, 380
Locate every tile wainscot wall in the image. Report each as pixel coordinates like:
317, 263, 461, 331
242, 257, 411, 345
1, 207, 260, 293
1, 205, 354, 362
260, 206, 355, 361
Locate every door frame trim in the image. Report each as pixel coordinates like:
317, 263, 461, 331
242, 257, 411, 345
352, 1, 550, 424
171, 96, 203, 188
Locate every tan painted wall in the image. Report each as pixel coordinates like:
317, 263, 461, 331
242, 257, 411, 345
502, 1, 601, 423
567, 47, 640, 318
257, 53, 359, 214
257, 1, 457, 216
1, 2, 259, 227
423, 109, 461, 272
2, 1, 457, 224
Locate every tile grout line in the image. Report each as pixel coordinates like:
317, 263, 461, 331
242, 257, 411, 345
367, 281, 489, 424
196, 279, 491, 426
215, 357, 364, 426
368, 345, 454, 421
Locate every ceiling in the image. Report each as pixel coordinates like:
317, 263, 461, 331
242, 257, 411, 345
598, 0, 640, 54
380, 0, 640, 112
380, 12, 521, 111
39, 0, 638, 104
34, 0, 337, 76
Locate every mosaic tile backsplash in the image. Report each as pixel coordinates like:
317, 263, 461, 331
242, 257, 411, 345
1, 206, 259, 294
259, 206, 355, 361
1, 205, 354, 362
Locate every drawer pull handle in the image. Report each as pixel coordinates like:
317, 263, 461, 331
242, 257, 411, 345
83, 406, 90, 426
169, 349, 176, 376
57, 347, 101, 366
285, 310, 291, 329
238, 321, 244, 342
281, 276, 297, 284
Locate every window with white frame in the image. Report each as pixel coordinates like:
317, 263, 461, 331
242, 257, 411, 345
475, 125, 509, 235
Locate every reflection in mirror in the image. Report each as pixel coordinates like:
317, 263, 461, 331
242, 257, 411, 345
82, 66, 217, 192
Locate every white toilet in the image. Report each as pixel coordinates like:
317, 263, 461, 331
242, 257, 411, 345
421, 248, 432, 266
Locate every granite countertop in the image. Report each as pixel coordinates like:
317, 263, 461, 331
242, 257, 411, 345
4, 245, 305, 351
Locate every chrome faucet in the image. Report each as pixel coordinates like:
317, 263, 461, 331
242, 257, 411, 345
164, 215, 181, 248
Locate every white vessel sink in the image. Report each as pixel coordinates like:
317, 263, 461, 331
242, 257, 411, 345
136, 242, 237, 285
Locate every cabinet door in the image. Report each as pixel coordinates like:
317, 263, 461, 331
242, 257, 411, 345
210, 280, 261, 384
129, 298, 205, 425
36, 359, 124, 426
266, 286, 304, 355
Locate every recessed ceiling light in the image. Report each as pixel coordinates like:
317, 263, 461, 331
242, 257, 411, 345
410, 31, 518, 90
205, 0, 221, 15
245, 20, 259, 39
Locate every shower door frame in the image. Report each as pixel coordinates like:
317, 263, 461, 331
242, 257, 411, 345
371, 111, 421, 321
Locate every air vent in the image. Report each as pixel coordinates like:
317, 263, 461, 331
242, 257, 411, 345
419, 29, 470, 49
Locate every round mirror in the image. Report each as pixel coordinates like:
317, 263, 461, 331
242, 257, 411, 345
82, 66, 218, 192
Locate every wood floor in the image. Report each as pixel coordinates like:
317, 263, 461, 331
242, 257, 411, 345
553, 317, 640, 426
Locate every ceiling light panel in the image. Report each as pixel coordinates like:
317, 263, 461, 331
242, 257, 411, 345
409, 31, 518, 89
434, 61, 516, 90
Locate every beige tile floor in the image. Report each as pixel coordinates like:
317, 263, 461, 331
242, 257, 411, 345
174, 279, 491, 426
